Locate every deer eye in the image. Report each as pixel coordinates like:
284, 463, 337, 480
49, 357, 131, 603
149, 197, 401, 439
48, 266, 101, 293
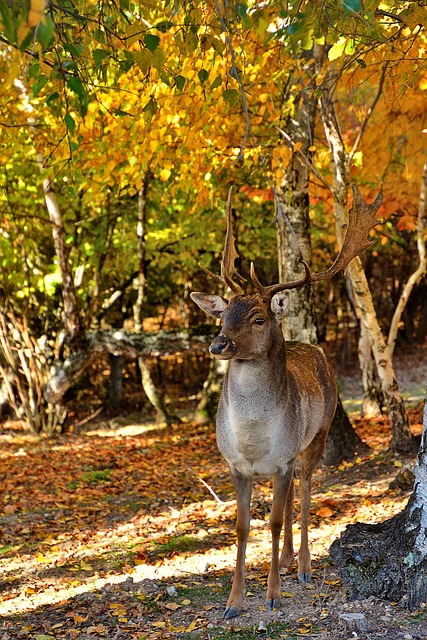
253, 317, 266, 326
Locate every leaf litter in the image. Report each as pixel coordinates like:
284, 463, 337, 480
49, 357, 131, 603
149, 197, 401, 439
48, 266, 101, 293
0, 396, 426, 637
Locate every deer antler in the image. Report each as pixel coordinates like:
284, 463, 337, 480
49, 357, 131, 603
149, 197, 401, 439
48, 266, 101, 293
200, 186, 246, 296
251, 184, 382, 297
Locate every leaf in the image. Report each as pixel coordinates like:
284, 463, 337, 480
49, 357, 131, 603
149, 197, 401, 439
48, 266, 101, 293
133, 50, 152, 74
64, 113, 75, 133
316, 506, 334, 518
165, 602, 180, 611
144, 34, 160, 51
328, 37, 347, 61
175, 75, 186, 91
342, 0, 362, 12
198, 69, 208, 85
185, 619, 197, 631
210, 75, 222, 91
222, 88, 239, 107
68, 76, 85, 98
93, 48, 109, 67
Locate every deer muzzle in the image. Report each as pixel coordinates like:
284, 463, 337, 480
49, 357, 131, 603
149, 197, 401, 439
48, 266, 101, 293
209, 334, 236, 359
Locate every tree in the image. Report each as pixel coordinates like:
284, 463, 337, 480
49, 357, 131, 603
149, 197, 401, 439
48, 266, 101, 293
330, 391, 427, 609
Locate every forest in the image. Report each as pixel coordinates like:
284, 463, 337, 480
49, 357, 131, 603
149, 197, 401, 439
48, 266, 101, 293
0, 0, 427, 638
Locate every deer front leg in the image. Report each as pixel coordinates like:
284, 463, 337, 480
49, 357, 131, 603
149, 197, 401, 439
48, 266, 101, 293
267, 465, 294, 610
279, 476, 294, 569
224, 470, 252, 620
298, 472, 312, 584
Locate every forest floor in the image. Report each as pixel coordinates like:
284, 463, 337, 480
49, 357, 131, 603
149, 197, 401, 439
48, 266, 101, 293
0, 344, 427, 640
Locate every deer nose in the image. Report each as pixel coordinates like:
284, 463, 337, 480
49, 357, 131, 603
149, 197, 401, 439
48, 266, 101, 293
210, 334, 235, 356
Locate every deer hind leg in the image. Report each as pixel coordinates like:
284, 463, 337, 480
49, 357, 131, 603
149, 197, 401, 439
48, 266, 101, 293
279, 476, 294, 569
298, 429, 329, 584
267, 464, 295, 610
223, 470, 252, 619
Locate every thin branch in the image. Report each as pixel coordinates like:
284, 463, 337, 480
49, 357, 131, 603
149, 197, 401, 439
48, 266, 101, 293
187, 466, 226, 504
275, 125, 332, 191
214, 0, 251, 164
348, 61, 389, 166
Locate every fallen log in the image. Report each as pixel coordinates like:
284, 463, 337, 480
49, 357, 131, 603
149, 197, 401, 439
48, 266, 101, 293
45, 329, 211, 404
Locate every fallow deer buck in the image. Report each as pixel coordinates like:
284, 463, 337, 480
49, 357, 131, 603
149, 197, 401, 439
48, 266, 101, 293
191, 184, 382, 619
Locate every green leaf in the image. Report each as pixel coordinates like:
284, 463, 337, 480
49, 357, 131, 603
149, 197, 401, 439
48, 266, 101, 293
37, 15, 55, 49
93, 48, 109, 67
152, 48, 164, 70
234, 3, 247, 18
134, 49, 152, 73
64, 113, 75, 133
31, 75, 48, 98
144, 34, 160, 51
342, 0, 362, 12
175, 75, 186, 91
222, 88, 239, 107
155, 21, 174, 33
68, 76, 85, 98
63, 43, 85, 57
198, 69, 208, 85
210, 75, 222, 91
46, 92, 59, 105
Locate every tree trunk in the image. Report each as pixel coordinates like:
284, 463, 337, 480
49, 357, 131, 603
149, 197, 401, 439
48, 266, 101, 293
318, 61, 416, 453
275, 58, 366, 463
387, 156, 427, 358
324, 396, 370, 465
109, 354, 123, 410
14, 79, 83, 346
134, 177, 175, 425
276, 54, 318, 345
194, 357, 226, 423
330, 391, 427, 609
358, 322, 384, 417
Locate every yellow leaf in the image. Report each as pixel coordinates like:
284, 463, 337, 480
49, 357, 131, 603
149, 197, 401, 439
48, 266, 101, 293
186, 620, 197, 632
80, 562, 93, 570
316, 506, 334, 518
28, 0, 47, 26
281, 591, 295, 598
394, 460, 403, 468
181, 599, 191, 605
152, 621, 166, 628
160, 168, 171, 181
35, 553, 49, 563
293, 141, 302, 152
73, 615, 88, 624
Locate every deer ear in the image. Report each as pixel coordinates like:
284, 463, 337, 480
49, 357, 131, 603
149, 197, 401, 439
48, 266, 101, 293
190, 293, 228, 319
270, 291, 291, 321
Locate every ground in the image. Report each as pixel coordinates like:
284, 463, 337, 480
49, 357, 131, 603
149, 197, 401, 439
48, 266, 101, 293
0, 344, 426, 640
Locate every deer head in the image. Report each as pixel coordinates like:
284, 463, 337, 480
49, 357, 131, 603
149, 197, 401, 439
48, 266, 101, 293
191, 184, 382, 359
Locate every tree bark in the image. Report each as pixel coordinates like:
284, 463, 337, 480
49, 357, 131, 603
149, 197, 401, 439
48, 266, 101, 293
330, 392, 427, 609
14, 79, 83, 346
276, 54, 318, 345
318, 61, 416, 453
387, 156, 427, 358
275, 56, 366, 463
133, 176, 175, 424
44, 328, 210, 404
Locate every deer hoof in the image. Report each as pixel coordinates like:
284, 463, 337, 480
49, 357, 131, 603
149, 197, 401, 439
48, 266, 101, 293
298, 572, 312, 585
223, 605, 241, 619
267, 598, 281, 611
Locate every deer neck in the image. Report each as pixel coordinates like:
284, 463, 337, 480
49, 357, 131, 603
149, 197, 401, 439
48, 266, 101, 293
226, 335, 288, 399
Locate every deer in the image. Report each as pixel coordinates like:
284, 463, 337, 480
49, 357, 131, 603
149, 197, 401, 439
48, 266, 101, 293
190, 184, 383, 620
